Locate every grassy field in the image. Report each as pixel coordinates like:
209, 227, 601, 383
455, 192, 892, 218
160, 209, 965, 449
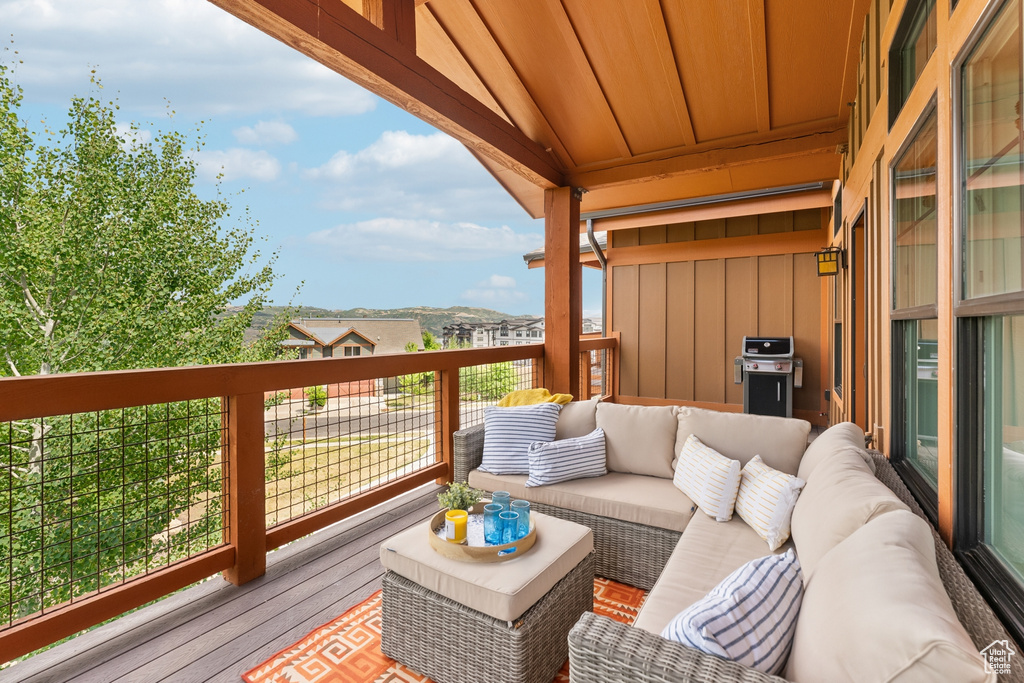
262, 434, 432, 526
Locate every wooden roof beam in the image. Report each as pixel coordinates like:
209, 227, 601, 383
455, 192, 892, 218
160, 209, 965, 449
747, 0, 771, 133
208, 0, 564, 189
568, 128, 847, 190
363, 0, 416, 51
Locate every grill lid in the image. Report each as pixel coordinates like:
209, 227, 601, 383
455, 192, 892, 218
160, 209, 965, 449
742, 336, 794, 358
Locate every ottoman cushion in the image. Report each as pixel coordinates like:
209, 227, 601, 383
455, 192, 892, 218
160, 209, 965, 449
380, 511, 593, 622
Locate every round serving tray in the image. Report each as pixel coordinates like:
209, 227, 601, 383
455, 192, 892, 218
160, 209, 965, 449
428, 501, 536, 562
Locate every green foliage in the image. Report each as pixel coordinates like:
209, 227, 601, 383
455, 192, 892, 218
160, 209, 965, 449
404, 341, 418, 353
421, 331, 441, 350
398, 371, 434, 396
305, 385, 327, 409
0, 63, 288, 630
264, 391, 290, 410
460, 362, 518, 401
437, 482, 485, 511
265, 438, 294, 481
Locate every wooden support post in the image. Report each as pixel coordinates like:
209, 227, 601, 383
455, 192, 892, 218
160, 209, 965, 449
363, 0, 416, 50
224, 392, 267, 585
437, 367, 459, 485
544, 187, 582, 398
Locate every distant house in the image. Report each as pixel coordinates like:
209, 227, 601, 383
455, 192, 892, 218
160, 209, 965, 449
276, 318, 424, 401
442, 318, 600, 348
281, 318, 423, 359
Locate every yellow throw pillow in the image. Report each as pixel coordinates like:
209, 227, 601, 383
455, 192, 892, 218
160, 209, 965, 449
735, 455, 806, 551
672, 434, 741, 522
496, 388, 573, 407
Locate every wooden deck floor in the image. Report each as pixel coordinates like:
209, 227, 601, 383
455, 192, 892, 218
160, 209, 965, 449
2, 485, 443, 683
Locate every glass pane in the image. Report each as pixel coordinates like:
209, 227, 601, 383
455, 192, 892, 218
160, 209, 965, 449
897, 0, 937, 105
962, 0, 1024, 299
901, 319, 939, 487
984, 315, 1024, 581
893, 110, 939, 310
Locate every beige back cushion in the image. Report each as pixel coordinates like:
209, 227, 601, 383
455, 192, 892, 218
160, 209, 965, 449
797, 421, 873, 481
790, 448, 909, 576
786, 509, 992, 683
595, 403, 677, 478
674, 407, 810, 475
555, 399, 599, 440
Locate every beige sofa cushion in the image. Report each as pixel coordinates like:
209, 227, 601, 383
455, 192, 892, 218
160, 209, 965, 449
596, 403, 677, 478
379, 511, 593, 622
797, 421, 873, 481
785, 509, 992, 683
633, 513, 790, 636
675, 407, 810, 475
555, 399, 599, 440
790, 448, 909, 576
469, 468, 695, 532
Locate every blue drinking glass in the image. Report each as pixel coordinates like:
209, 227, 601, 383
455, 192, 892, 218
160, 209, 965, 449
511, 500, 531, 539
491, 491, 511, 512
499, 510, 519, 544
483, 503, 503, 545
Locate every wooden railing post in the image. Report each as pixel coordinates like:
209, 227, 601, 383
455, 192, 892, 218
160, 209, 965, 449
437, 367, 459, 484
224, 392, 267, 585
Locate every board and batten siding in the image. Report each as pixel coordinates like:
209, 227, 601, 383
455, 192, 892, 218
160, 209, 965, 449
608, 208, 827, 424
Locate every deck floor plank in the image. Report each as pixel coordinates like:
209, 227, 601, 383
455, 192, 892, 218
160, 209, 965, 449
2, 485, 441, 683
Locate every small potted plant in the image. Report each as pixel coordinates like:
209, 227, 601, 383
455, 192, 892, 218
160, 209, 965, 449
437, 482, 485, 511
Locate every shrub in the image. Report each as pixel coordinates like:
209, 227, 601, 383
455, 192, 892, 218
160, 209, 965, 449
305, 385, 327, 409
264, 390, 290, 410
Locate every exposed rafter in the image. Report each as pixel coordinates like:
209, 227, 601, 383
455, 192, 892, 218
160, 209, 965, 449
569, 128, 847, 190
747, 0, 771, 133
207, 0, 564, 189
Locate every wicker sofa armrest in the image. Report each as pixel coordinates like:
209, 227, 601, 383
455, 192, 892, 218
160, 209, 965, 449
568, 612, 788, 683
453, 423, 485, 483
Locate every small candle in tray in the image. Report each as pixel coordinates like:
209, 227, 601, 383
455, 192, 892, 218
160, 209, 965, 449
445, 509, 468, 544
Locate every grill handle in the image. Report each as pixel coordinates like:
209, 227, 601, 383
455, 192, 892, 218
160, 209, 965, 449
733, 357, 743, 385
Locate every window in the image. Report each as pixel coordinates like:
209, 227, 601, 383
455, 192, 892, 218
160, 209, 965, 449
515, 331, 523, 337
344, 346, 361, 357
956, 0, 1024, 643
889, 0, 937, 126
891, 107, 939, 511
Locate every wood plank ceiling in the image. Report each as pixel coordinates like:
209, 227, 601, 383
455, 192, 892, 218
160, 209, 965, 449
213, 0, 869, 219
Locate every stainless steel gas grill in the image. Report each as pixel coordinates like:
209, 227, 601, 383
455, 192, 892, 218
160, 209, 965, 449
733, 336, 803, 418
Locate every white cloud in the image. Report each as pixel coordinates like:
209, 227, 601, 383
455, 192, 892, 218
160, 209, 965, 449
304, 131, 463, 180
307, 219, 541, 262
3, 0, 376, 117
114, 121, 152, 148
191, 148, 281, 182
304, 130, 524, 223
233, 120, 298, 146
461, 275, 528, 306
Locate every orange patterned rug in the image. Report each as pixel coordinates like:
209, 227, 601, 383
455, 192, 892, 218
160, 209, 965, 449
242, 577, 647, 683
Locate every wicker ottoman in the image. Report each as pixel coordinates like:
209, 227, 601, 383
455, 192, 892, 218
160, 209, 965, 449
379, 512, 595, 683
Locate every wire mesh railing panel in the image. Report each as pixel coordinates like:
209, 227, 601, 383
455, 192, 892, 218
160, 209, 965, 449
458, 358, 539, 429
0, 399, 226, 628
582, 349, 608, 399
262, 377, 438, 529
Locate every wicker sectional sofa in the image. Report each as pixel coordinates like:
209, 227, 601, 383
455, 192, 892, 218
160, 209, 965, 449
453, 402, 1022, 682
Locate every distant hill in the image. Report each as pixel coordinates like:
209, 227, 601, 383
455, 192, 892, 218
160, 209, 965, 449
240, 305, 537, 340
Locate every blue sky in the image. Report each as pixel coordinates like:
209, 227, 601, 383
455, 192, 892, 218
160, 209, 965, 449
2, 0, 601, 317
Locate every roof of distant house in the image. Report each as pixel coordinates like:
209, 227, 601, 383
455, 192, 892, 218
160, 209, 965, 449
287, 318, 423, 354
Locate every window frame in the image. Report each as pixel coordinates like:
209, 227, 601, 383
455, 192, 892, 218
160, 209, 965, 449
888, 101, 940, 511
888, 0, 938, 128
952, 0, 1024, 647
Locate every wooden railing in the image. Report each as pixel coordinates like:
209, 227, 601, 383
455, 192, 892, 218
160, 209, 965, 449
580, 333, 619, 401
0, 338, 617, 662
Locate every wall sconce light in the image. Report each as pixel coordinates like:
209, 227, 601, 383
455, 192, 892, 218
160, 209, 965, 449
816, 246, 845, 277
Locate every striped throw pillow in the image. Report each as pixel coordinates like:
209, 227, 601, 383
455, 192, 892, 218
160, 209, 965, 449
479, 403, 562, 475
673, 433, 741, 522
735, 455, 806, 551
662, 549, 803, 675
525, 428, 607, 487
